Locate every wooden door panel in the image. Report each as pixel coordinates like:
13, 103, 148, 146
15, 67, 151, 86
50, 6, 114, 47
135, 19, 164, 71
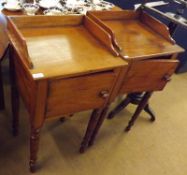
119, 59, 179, 93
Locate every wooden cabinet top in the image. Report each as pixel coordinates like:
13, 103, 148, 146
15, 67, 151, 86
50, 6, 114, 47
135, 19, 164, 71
5, 9, 184, 80
7, 15, 127, 79
87, 10, 184, 60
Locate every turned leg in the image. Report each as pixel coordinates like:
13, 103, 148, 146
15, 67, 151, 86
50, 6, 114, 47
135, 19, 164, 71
0, 62, 5, 110
30, 127, 41, 173
107, 96, 131, 119
79, 109, 102, 153
9, 49, 19, 136
125, 92, 153, 132
88, 106, 109, 147
144, 104, 156, 122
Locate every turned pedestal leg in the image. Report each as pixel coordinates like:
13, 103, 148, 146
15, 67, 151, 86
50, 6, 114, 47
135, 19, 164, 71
29, 80, 47, 172
30, 128, 41, 173
130, 93, 156, 120
144, 104, 156, 122
125, 92, 153, 132
9, 45, 47, 172
108, 92, 156, 123
80, 109, 102, 153
108, 96, 131, 119
0, 62, 5, 110
88, 106, 109, 147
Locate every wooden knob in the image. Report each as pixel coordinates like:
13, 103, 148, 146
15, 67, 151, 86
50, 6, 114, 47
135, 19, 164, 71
163, 74, 171, 82
99, 90, 109, 99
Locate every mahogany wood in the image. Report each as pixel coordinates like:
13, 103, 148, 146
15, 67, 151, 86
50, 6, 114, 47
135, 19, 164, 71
87, 10, 184, 60
80, 109, 102, 153
46, 71, 117, 117
7, 19, 32, 68
110, 59, 178, 127
12, 47, 36, 114
86, 12, 121, 51
30, 128, 41, 173
3, 9, 184, 173
84, 16, 119, 56
89, 59, 179, 145
87, 10, 140, 21
86, 10, 183, 147
7, 15, 125, 79
139, 11, 175, 44
88, 106, 109, 147
119, 59, 179, 94
80, 67, 128, 152
29, 80, 48, 172
7, 15, 128, 172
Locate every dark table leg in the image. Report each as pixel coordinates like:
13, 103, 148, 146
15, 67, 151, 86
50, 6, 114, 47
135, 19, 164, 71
108, 96, 131, 119
30, 127, 41, 173
0, 61, 5, 110
144, 104, 155, 122
9, 46, 19, 136
80, 109, 102, 153
108, 92, 156, 121
125, 92, 153, 132
88, 106, 109, 147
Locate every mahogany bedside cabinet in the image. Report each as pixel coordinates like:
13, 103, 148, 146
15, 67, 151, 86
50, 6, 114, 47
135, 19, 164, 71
6, 15, 128, 172
86, 10, 184, 146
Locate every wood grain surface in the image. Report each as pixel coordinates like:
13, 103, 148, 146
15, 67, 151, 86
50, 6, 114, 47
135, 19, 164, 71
87, 10, 184, 60
7, 15, 127, 79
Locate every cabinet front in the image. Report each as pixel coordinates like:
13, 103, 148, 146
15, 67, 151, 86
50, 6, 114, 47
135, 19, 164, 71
46, 71, 117, 118
119, 59, 179, 94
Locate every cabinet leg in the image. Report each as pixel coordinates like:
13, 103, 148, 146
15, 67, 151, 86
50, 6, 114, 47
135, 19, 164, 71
108, 96, 131, 119
88, 106, 109, 147
80, 109, 102, 153
9, 50, 19, 136
11, 86, 19, 136
144, 104, 156, 122
0, 62, 5, 110
125, 92, 153, 132
30, 128, 41, 173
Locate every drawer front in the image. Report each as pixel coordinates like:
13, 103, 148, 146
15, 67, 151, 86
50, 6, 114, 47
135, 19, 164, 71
119, 60, 179, 94
46, 71, 116, 117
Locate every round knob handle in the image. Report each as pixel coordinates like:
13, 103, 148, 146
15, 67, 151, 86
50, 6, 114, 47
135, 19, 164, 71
99, 90, 109, 99
163, 74, 171, 82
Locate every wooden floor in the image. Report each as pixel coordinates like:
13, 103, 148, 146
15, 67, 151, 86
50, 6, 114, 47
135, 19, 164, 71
0, 61, 187, 175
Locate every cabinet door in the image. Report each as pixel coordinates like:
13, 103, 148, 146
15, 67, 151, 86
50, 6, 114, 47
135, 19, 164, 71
119, 59, 179, 94
46, 71, 117, 118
